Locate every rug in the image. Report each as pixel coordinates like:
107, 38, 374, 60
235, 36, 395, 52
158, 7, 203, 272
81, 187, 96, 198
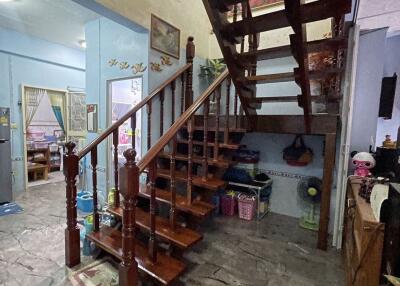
0, 202, 24, 217
69, 258, 118, 286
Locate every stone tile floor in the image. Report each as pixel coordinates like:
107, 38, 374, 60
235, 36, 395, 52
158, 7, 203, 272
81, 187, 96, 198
0, 182, 344, 286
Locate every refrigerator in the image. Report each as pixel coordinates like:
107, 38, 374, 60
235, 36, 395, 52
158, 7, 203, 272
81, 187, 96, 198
0, 107, 12, 203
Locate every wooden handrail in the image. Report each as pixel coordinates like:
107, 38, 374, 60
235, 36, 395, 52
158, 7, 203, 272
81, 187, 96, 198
78, 63, 192, 159
138, 69, 230, 172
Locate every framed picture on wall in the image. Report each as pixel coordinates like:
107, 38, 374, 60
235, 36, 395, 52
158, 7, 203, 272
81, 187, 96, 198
151, 14, 180, 59
87, 104, 98, 133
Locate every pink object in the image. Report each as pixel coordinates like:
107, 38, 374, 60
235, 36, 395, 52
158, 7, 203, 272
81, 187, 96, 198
221, 195, 237, 216
238, 194, 256, 221
119, 133, 129, 144
352, 152, 376, 177
27, 131, 45, 140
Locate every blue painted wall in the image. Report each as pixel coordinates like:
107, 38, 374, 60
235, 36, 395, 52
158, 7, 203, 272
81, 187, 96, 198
0, 27, 85, 196
84, 17, 149, 197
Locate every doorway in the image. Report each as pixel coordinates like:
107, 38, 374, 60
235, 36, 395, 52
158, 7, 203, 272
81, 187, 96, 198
107, 76, 143, 189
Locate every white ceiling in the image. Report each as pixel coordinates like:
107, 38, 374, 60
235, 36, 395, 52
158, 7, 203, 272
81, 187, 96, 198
357, 0, 400, 36
0, 0, 100, 50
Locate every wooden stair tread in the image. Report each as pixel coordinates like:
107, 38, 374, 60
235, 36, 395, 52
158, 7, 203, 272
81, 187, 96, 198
108, 207, 203, 249
86, 225, 185, 285
158, 151, 232, 168
157, 168, 226, 190
244, 68, 343, 84
177, 139, 241, 150
138, 184, 215, 217
238, 37, 347, 62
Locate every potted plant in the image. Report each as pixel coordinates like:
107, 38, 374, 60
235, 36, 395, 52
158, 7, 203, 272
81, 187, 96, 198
199, 59, 226, 114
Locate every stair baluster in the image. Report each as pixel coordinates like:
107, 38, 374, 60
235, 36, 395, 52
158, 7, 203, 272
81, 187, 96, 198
160, 89, 165, 136
171, 80, 176, 125
148, 159, 157, 263
119, 149, 139, 285
202, 99, 209, 181
91, 146, 99, 231
224, 78, 231, 144
187, 117, 194, 204
234, 91, 239, 128
64, 142, 80, 267
180, 73, 185, 115
131, 113, 136, 150
213, 85, 221, 161
169, 136, 177, 230
147, 101, 152, 150
113, 130, 120, 208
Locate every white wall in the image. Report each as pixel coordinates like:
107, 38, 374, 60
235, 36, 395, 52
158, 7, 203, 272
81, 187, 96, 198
350, 28, 388, 153
376, 35, 400, 144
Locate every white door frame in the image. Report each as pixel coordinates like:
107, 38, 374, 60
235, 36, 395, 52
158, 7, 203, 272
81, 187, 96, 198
21, 84, 68, 191
332, 24, 360, 248
106, 75, 143, 191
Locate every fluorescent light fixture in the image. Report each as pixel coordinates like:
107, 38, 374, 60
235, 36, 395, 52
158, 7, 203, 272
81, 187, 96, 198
79, 40, 86, 49
0, 0, 15, 2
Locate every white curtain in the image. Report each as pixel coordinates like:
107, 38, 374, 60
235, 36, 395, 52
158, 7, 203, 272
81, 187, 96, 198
25, 88, 47, 127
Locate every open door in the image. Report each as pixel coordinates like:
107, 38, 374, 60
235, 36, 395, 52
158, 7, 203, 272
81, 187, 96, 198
332, 25, 360, 248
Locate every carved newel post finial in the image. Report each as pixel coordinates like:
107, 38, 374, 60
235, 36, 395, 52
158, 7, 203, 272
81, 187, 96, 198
65, 141, 76, 155
186, 36, 195, 63
123, 148, 137, 165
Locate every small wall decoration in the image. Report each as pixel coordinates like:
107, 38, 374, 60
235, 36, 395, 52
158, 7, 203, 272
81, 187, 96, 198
87, 104, 98, 133
119, 61, 130, 70
108, 59, 118, 67
151, 14, 180, 59
131, 63, 147, 74
160, 55, 173, 66
150, 62, 163, 72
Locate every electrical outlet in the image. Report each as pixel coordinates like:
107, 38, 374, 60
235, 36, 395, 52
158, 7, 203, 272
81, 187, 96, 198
13, 157, 23, 161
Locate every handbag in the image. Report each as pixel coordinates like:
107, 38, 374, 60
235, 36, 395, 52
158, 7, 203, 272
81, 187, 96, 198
283, 135, 313, 166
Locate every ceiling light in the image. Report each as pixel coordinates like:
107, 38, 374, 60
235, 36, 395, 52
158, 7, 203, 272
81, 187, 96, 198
0, 0, 15, 2
79, 40, 87, 49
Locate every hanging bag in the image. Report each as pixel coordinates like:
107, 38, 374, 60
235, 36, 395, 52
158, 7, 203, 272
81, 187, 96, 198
283, 135, 313, 166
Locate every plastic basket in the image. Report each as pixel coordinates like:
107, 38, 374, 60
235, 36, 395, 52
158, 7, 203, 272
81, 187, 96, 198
221, 194, 237, 216
238, 194, 256, 221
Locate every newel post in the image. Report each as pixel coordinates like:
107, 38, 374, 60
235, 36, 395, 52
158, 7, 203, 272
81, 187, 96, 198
185, 36, 195, 110
119, 148, 139, 286
64, 142, 80, 267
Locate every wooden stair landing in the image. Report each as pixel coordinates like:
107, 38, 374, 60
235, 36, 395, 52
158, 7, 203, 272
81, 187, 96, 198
86, 225, 186, 285
137, 183, 216, 217
157, 168, 226, 191
108, 207, 203, 249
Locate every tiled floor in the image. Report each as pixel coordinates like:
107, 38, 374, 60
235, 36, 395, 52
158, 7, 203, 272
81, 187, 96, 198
0, 181, 344, 286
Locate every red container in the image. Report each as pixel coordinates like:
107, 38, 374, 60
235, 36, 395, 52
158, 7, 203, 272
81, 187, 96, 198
238, 194, 256, 221
221, 194, 237, 216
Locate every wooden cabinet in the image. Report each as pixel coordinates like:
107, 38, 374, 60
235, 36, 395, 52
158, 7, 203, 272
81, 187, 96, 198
343, 178, 385, 286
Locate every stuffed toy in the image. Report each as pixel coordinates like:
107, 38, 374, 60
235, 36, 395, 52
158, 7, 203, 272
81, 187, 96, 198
352, 152, 376, 177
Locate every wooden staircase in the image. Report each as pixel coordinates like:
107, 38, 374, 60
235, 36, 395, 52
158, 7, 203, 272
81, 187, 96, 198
63, 1, 353, 284
203, 0, 352, 130
64, 38, 247, 285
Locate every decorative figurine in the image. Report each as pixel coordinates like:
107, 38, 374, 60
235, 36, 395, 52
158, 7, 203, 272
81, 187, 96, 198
352, 152, 376, 177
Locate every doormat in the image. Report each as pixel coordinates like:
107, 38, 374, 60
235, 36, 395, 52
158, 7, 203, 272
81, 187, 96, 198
69, 258, 118, 286
0, 202, 24, 217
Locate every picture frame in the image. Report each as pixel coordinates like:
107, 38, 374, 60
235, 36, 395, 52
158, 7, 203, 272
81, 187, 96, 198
87, 104, 98, 133
151, 14, 180, 59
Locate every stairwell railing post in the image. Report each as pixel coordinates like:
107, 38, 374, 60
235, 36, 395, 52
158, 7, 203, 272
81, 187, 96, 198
64, 141, 81, 268
185, 36, 195, 110
119, 148, 139, 286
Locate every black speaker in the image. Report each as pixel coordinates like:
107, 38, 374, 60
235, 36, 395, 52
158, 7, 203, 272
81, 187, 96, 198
378, 73, 397, 119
